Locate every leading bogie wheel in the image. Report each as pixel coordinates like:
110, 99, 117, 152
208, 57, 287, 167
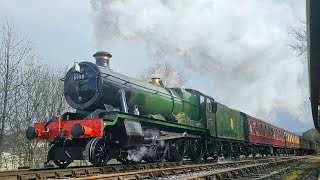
89, 137, 110, 166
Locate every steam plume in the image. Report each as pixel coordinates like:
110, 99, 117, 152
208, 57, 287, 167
91, 0, 308, 123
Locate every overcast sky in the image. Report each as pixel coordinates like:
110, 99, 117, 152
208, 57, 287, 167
1, 0, 313, 133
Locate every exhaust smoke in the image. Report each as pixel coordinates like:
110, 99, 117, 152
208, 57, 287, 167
90, 0, 309, 123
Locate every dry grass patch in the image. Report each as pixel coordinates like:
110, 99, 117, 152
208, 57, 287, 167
283, 156, 320, 180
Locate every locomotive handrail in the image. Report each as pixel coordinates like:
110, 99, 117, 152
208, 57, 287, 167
63, 68, 198, 107
100, 72, 169, 96
100, 72, 200, 108
114, 112, 206, 133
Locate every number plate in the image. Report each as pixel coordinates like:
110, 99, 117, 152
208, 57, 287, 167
73, 74, 86, 81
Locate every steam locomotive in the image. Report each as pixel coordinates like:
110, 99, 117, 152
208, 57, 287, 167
26, 51, 317, 168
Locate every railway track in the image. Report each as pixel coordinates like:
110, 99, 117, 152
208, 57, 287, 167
67, 156, 306, 180
171, 157, 305, 180
1, 160, 195, 180
0, 156, 308, 180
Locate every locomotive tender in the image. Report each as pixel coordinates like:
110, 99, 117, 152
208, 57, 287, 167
26, 51, 317, 168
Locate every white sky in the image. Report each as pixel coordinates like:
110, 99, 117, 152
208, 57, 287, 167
0, 0, 313, 133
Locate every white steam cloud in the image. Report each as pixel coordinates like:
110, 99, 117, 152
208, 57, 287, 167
126, 146, 147, 162
90, 0, 308, 123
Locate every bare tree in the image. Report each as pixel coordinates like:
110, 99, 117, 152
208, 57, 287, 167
0, 17, 31, 159
14, 60, 69, 168
0, 18, 70, 169
289, 20, 307, 57
0, 57, 70, 169
138, 61, 189, 87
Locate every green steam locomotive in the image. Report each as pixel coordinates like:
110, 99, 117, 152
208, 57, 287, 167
26, 51, 316, 168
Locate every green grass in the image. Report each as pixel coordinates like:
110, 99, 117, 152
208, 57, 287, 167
283, 157, 320, 180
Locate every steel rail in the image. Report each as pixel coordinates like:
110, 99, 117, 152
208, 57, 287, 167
176, 158, 301, 180
0, 160, 202, 180
0, 156, 307, 180
67, 156, 305, 180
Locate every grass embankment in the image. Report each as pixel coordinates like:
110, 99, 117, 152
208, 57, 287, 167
282, 156, 320, 180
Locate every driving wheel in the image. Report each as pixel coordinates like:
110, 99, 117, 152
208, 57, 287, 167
89, 137, 110, 166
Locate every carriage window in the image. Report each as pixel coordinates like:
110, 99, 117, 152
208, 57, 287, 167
200, 96, 205, 107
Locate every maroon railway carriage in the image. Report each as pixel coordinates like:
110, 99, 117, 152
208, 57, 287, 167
245, 115, 285, 155
299, 137, 318, 155
247, 115, 285, 146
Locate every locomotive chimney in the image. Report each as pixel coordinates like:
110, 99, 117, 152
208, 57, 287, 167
93, 51, 112, 68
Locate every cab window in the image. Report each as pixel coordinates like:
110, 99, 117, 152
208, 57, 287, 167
200, 95, 205, 106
